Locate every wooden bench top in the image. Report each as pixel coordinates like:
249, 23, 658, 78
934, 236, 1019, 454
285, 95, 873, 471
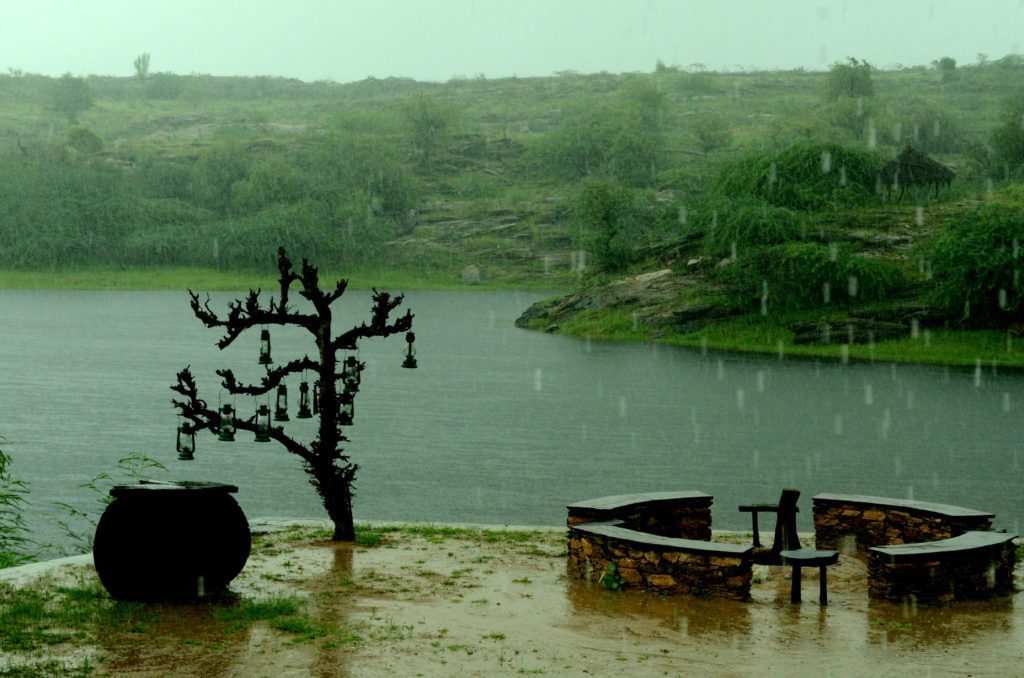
567, 491, 711, 512
812, 493, 994, 519
780, 549, 839, 566
570, 521, 752, 558
869, 531, 1017, 559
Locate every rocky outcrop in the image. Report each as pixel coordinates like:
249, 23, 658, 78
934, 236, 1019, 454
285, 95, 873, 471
515, 268, 734, 334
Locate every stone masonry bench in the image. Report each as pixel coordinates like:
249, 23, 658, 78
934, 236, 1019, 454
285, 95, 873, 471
566, 491, 712, 540
868, 531, 1018, 603
567, 520, 754, 601
813, 493, 994, 552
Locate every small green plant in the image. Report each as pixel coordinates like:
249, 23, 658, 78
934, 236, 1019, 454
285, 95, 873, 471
598, 562, 626, 591
52, 453, 168, 555
0, 442, 32, 568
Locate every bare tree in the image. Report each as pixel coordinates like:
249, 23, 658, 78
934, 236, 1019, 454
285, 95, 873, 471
171, 248, 415, 540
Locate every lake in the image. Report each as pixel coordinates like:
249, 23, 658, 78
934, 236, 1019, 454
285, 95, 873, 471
0, 289, 1021, 556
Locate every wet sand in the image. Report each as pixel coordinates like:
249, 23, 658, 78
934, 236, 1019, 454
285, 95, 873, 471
3, 522, 1021, 676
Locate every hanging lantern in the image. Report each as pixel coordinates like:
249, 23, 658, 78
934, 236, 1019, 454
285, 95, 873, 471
342, 356, 361, 388
217, 403, 236, 442
338, 391, 354, 426
176, 419, 195, 461
274, 384, 290, 421
255, 403, 272, 442
312, 381, 321, 415
258, 328, 272, 365
402, 331, 418, 369
297, 381, 313, 419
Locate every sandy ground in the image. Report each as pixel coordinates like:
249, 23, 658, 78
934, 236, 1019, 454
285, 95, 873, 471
2, 521, 1022, 677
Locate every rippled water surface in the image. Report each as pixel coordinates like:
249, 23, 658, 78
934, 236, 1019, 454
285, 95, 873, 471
1, 289, 1022, 553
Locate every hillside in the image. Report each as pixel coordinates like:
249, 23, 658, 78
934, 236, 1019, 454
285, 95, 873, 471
2, 58, 1024, 362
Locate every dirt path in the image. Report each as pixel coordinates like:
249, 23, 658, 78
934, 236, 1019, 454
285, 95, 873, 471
3, 523, 1022, 676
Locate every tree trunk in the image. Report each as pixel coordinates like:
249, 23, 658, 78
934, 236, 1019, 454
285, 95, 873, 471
315, 465, 355, 541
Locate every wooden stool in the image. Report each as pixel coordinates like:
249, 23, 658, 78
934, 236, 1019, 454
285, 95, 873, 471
779, 549, 839, 605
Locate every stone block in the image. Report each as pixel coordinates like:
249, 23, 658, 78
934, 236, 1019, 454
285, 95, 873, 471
710, 556, 741, 567
862, 510, 886, 522
647, 574, 676, 589
619, 567, 642, 585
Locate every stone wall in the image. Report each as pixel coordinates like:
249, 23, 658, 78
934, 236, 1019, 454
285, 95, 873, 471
567, 491, 712, 541
567, 522, 752, 601
813, 494, 994, 552
868, 535, 1017, 603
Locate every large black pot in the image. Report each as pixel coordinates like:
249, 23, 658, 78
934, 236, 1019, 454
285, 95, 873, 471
93, 480, 251, 601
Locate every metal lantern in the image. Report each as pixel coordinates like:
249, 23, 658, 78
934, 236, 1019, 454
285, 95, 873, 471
402, 331, 418, 369
176, 419, 195, 461
312, 381, 321, 415
274, 384, 289, 421
217, 403, 236, 442
297, 381, 313, 419
338, 391, 354, 426
258, 329, 272, 365
255, 403, 272, 442
342, 356, 361, 388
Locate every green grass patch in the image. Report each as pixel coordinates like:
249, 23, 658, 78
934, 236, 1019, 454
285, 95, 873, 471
210, 596, 301, 623
0, 265, 573, 292
552, 307, 1024, 369
558, 308, 652, 342
0, 578, 158, 653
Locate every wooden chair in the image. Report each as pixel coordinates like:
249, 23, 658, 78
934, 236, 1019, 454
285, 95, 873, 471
738, 488, 801, 565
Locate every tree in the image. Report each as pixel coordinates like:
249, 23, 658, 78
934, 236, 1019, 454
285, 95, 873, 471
989, 91, 1024, 177
572, 179, 648, 272
171, 248, 416, 541
133, 53, 151, 83
933, 56, 957, 82
50, 73, 93, 123
825, 58, 873, 101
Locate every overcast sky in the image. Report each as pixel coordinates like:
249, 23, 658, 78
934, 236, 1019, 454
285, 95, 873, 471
1, 0, 1021, 82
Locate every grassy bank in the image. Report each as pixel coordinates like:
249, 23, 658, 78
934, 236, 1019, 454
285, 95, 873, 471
0, 266, 574, 292
555, 307, 1024, 369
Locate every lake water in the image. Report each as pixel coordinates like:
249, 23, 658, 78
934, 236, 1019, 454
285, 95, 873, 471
1, 289, 1022, 555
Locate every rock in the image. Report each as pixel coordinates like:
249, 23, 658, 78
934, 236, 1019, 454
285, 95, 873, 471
646, 574, 677, 588
461, 265, 481, 285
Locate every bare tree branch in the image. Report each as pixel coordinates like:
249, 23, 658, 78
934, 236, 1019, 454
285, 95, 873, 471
217, 356, 319, 396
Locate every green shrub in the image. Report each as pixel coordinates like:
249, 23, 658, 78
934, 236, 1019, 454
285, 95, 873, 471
924, 205, 1024, 326
704, 203, 805, 257
989, 91, 1024, 177
712, 144, 882, 211
572, 179, 651, 272
65, 126, 103, 154
713, 242, 911, 312
826, 58, 874, 101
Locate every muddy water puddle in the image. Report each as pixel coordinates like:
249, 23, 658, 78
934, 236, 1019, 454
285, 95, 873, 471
5, 527, 1021, 676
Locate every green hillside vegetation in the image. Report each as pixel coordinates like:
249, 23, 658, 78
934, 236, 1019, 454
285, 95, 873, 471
2, 56, 1024, 362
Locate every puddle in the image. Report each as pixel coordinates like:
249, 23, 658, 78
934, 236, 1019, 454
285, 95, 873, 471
2, 527, 1020, 676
